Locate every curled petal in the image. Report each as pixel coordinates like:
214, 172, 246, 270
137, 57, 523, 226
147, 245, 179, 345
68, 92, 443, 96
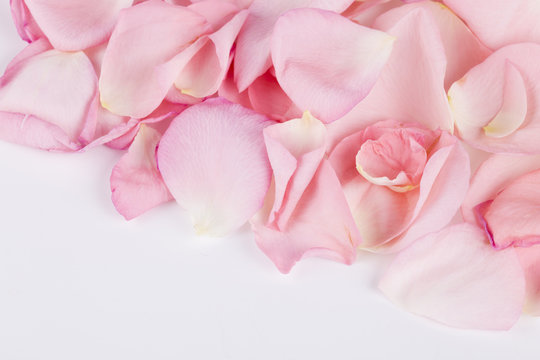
157, 98, 273, 236
23, 0, 133, 51
252, 160, 361, 274
379, 224, 526, 330
10, 0, 44, 43
111, 125, 173, 220
99, 0, 209, 118
272, 8, 394, 123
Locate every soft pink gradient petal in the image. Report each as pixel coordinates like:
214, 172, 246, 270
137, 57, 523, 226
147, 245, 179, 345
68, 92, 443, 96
157, 98, 273, 236
449, 44, 540, 154
271, 8, 394, 123
516, 246, 540, 316
263, 112, 327, 230
22, 0, 133, 51
233, 0, 355, 91
483, 170, 540, 249
463, 153, 540, 224
252, 160, 361, 274
343, 0, 402, 27
374, 0, 490, 88
111, 125, 173, 220
0, 43, 97, 151
99, 0, 209, 118
379, 224, 526, 330
172, 10, 248, 99
328, 8, 451, 148
443, 0, 540, 50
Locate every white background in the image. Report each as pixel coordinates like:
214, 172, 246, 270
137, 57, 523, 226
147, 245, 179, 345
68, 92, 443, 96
1, 3, 539, 359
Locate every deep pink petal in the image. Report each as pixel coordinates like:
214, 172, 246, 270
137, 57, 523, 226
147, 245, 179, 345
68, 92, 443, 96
157, 98, 273, 236
379, 224, 526, 330
271, 8, 394, 123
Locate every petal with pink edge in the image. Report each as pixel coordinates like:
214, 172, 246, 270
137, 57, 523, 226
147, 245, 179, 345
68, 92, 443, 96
379, 224, 525, 330
10, 0, 44, 43
23, 0, 133, 51
272, 8, 394, 123
157, 98, 273, 236
252, 160, 361, 274
483, 169, 540, 249
463, 153, 540, 224
0, 44, 98, 151
233, 0, 355, 91
99, 0, 209, 118
111, 125, 173, 220
443, 0, 540, 49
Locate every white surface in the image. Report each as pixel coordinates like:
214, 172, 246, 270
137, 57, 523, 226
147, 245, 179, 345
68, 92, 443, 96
1, 3, 539, 360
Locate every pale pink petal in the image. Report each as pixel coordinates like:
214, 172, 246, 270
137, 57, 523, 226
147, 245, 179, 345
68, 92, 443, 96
188, 0, 240, 29
482, 170, 540, 249
463, 153, 540, 224
449, 44, 540, 154
217, 66, 253, 109
99, 0, 209, 118
516, 246, 540, 316
263, 111, 327, 230
248, 70, 302, 122
23, 0, 133, 51
10, 0, 44, 43
343, 0, 402, 27
252, 160, 361, 273
443, 0, 540, 50
157, 98, 273, 236
111, 125, 173, 220
271, 8, 394, 123
328, 8, 452, 148
233, 0, 355, 91
374, 0, 490, 88
173, 10, 248, 99
0, 45, 98, 151
379, 224, 526, 330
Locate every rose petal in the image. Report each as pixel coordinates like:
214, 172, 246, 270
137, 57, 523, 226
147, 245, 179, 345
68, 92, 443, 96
99, 0, 209, 118
379, 223, 526, 330
23, 0, 133, 51
271, 8, 394, 123
157, 98, 273, 236
516, 246, 540, 316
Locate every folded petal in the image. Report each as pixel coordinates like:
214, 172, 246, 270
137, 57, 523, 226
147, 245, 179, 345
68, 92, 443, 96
173, 10, 248, 98
99, 0, 209, 118
233, 0, 354, 91
443, 0, 540, 49
379, 223, 526, 330
0, 43, 98, 151
23, 0, 133, 51
272, 8, 394, 123
463, 153, 540, 223
157, 98, 273, 236
263, 111, 327, 230
328, 8, 452, 147
482, 169, 540, 249
111, 125, 173, 220
10, 0, 44, 43
252, 160, 361, 273
449, 44, 540, 154
373, 0, 490, 88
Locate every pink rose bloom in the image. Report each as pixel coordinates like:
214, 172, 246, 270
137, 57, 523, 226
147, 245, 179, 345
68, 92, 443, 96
329, 120, 469, 252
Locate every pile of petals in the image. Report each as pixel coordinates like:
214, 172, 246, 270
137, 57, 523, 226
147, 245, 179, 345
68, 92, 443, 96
3, 0, 540, 331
